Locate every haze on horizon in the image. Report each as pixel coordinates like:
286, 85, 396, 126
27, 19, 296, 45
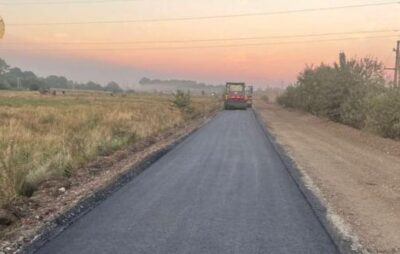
0, 0, 399, 88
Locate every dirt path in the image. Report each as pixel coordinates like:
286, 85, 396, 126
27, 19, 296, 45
255, 101, 400, 253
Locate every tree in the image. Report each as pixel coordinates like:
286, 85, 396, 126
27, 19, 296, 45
7, 67, 23, 77
139, 77, 151, 84
106, 81, 122, 93
0, 58, 9, 75
29, 83, 40, 91
44, 75, 69, 89
84, 81, 103, 90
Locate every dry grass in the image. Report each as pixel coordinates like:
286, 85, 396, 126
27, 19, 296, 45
0, 90, 219, 205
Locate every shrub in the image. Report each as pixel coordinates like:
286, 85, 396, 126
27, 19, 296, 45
173, 90, 191, 108
366, 89, 400, 139
173, 90, 197, 118
277, 54, 386, 129
277, 85, 299, 108
277, 53, 400, 139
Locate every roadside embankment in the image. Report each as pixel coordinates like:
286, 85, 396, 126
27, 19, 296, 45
256, 101, 400, 253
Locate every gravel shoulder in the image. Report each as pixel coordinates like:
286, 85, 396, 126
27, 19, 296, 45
255, 101, 400, 253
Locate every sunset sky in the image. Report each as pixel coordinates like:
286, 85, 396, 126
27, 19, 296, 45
0, 0, 399, 88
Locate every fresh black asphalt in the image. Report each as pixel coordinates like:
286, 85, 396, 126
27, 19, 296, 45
35, 110, 338, 254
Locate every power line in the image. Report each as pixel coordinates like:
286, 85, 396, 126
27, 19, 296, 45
7, 1, 400, 26
1, 34, 398, 51
0, 0, 142, 5
2, 28, 399, 45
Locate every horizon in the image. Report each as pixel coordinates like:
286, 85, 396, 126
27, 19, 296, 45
0, 0, 399, 88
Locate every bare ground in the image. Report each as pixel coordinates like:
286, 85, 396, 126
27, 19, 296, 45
255, 101, 400, 254
0, 111, 217, 254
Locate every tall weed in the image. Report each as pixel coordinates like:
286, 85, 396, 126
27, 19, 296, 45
0, 91, 219, 205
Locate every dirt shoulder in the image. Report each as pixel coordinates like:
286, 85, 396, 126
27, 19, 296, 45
255, 101, 400, 253
0, 110, 218, 253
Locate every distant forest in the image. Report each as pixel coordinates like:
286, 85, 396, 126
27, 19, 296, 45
0, 58, 224, 94
139, 77, 224, 93
0, 58, 123, 92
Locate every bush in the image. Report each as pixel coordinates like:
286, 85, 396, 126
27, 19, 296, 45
277, 54, 386, 129
366, 89, 400, 138
173, 90, 198, 118
277, 85, 299, 108
173, 90, 191, 108
277, 53, 400, 139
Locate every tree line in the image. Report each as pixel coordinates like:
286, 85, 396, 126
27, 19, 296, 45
0, 58, 123, 93
277, 53, 400, 139
138, 77, 225, 94
139, 77, 221, 89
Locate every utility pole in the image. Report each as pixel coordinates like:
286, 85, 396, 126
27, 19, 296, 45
0, 16, 4, 39
395, 40, 400, 87
16, 77, 22, 90
385, 40, 400, 87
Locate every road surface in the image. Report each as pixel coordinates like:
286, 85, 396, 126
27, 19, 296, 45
36, 110, 338, 254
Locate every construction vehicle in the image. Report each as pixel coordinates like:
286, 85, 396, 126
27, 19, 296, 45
245, 85, 253, 108
224, 82, 247, 110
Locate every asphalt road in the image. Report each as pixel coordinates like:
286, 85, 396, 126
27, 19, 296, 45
36, 110, 338, 254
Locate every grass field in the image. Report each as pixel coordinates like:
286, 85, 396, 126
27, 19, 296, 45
0, 90, 219, 206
